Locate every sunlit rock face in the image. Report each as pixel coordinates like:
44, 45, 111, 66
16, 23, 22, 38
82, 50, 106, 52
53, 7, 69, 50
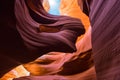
43, 0, 50, 11
1, 65, 30, 80
59, 0, 90, 41
60, 0, 90, 30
